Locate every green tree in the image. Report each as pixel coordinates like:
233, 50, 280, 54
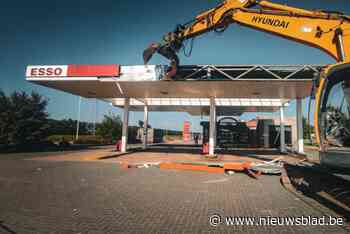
96, 113, 122, 142
0, 90, 49, 147
0, 91, 12, 145
47, 118, 92, 136
303, 117, 314, 140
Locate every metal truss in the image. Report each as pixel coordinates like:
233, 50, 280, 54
176, 64, 324, 80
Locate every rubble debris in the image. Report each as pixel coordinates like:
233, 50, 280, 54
225, 170, 235, 175
251, 157, 283, 175
119, 157, 284, 178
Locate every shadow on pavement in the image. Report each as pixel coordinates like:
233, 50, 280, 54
143, 144, 202, 154
0, 221, 17, 234
284, 163, 350, 222
98, 144, 286, 163
217, 148, 284, 162
0, 144, 112, 154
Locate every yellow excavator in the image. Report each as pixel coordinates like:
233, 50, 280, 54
143, 0, 350, 168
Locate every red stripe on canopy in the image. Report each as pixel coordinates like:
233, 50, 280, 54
67, 64, 120, 77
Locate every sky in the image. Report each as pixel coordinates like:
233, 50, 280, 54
1, 0, 349, 132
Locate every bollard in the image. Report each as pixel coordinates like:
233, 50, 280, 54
115, 140, 122, 151
202, 143, 209, 155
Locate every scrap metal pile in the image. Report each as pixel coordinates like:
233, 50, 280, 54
120, 157, 284, 179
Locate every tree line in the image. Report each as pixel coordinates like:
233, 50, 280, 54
0, 90, 125, 150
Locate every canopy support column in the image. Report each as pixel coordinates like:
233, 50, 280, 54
121, 98, 130, 153
296, 98, 304, 154
209, 97, 216, 156
280, 105, 286, 153
143, 105, 149, 149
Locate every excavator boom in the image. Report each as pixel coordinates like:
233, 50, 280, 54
144, 0, 350, 71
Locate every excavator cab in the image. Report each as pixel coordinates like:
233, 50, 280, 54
317, 63, 350, 168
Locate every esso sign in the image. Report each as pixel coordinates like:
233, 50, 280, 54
26, 66, 68, 77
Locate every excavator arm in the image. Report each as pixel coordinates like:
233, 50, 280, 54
144, 0, 350, 168
144, 0, 350, 74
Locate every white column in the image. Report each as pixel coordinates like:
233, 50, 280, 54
121, 98, 130, 153
75, 96, 82, 140
280, 105, 286, 153
209, 97, 216, 156
296, 98, 304, 154
143, 105, 149, 149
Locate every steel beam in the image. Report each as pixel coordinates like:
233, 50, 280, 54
178, 64, 324, 81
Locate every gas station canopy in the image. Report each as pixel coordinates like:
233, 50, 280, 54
26, 64, 322, 102
26, 63, 317, 154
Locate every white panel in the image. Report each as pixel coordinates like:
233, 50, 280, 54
112, 98, 287, 108
241, 101, 251, 106
251, 101, 262, 106
162, 99, 171, 105
119, 65, 163, 81
131, 99, 144, 105
182, 100, 192, 105
113, 99, 124, 105
261, 101, 271, 106
250, 99, 260, 102
153, 99, 162, 105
